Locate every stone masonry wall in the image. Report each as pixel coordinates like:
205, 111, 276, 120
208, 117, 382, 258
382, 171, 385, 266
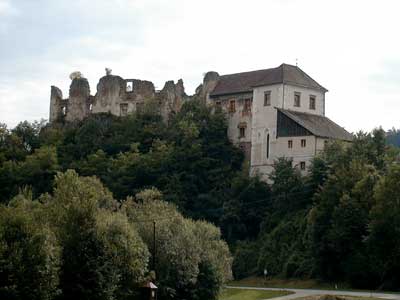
50, 72, 187, 123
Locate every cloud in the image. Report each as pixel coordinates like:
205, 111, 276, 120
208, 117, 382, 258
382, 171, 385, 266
0, 0, 18, 16
1, 0, 400, 131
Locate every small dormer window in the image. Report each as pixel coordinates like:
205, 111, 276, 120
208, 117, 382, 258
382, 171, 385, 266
126, 81, 133, 92
294, 92, 301, 107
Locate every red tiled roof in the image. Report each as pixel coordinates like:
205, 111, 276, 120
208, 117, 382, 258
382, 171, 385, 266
210, 64, 327, 97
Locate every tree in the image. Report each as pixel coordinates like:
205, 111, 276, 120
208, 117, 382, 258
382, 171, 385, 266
12, 120, 46, 153
0, 196, 60, 300
124, 188, 232, 300
0, 146, 60, 202
220, 175, 271, 242
47, 170, 148, 300
308, 150, 378, 285
368, 164, 400, 290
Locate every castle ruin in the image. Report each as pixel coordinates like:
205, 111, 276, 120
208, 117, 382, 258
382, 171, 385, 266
49, 69, 189, 123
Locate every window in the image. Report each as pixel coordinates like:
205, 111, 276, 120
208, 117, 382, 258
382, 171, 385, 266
229, 100, 236, 113
126, 81, 133, 92
136, 102, 144, 113
301, 139, 306, 147
120, 103, 128, 116
309, 95, 316, 110
239, 127, 246, 138
62, 106, 67, 115
216, 101, 222, 107
324, 140, 329, 148
266, 134, 270, 158
300, 161, 306, 170
288, 140, 293, 148
294, 92, 301, 107
89, 104, 93, 112
244, 98, 252, 112
264, 91, 271, 106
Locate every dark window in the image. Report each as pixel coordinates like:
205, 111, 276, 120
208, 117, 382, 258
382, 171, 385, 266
120, 103, 128, 116
126, 81, 133, 92
294, 92, 301, 107
136, 102, 144, 113
264, 91, 271, 106
266, 134, 270, 158
309, 95, 316, 110
229, 100, 236, 113
300, 161, 306, 170
244, 98, 252, 112
239, 127, 246, 138
301, 139, 306, 147
216, 101, 222, 107
288, 140, 293, 148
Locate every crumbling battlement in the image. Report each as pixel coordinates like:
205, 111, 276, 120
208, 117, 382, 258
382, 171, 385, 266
49, 69, 189, 123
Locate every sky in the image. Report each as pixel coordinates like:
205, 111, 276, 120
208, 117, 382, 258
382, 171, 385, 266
0, 0, 400, 132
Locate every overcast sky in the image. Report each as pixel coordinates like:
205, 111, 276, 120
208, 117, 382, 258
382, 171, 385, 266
1, 0, 399, 132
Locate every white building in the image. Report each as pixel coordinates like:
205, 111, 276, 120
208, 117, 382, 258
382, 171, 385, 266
203, 63, 352, 180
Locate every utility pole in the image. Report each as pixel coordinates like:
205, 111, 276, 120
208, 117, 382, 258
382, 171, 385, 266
152, 220, 156, 278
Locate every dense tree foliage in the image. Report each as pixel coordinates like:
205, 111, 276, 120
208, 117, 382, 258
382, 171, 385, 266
232, 128, 400, 289
387, 128, 400, 147
0, 193, 60, 300
0, 170, 231, 300
2, 101, 400, 296
124, 188, 232, 300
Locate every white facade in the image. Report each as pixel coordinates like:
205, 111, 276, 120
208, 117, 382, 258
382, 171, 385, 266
209, 83, 329, 179
205, 64, 351, 181
249, 83, 327, 179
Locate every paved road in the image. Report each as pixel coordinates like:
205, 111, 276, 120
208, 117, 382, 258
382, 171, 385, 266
227, 286, 400, 300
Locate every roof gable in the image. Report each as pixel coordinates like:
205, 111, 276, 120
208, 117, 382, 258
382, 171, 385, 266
210, 64, 327, 97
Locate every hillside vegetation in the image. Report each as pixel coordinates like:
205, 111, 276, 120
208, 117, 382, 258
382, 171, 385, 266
1, 100, 400, 299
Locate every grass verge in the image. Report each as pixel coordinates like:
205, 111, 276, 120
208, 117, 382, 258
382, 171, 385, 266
219, 288, 293, 300
228, 277, 351, 290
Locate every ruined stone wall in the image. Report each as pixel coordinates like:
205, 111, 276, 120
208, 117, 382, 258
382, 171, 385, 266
157, 79, 186, 121
49, 86, 63, 122
65, 78, 91, 122
50, 72, 187, 123
198, 71, 219, 105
